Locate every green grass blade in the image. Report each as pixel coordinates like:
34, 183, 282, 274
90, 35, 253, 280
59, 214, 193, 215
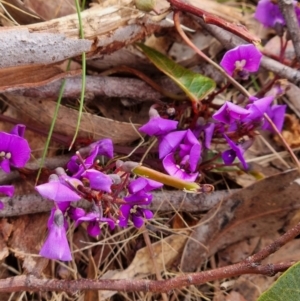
69, 0, 86, 150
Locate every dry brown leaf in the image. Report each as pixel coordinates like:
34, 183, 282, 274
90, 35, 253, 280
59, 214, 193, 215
218, 237, 260, 266
96, 98, 149, 124
2, 0, 43, 25
7, 95, 141, 144
24, 0, 76, 20
99, 233, 188, 299
181, 169, 300, 272
9, 214, 49, 275
279, 114, 300, 148
225, 291, 247, 301
0, 64, 81, 92
0, 219, 13, 261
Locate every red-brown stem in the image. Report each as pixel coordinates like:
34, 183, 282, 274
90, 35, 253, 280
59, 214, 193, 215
168, 0, 260, 44
1, 221, 300, 293
0, 262, 292, 293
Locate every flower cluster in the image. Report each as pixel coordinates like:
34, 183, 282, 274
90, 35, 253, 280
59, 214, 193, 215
35, 139, 164, 261
0, 44, 286, 264
140, 106, 201, 181
138, 45, 286, 174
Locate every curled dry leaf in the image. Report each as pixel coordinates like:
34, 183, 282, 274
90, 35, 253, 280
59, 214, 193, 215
24, 0, 76, 20
0, 64, 81, 93
7, 95, 141, 145
181, 169, 300, 272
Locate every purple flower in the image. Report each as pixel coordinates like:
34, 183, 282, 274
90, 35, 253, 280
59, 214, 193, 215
0, 185, 14, 210
139, 107, 178, 136
10, 124, 26, 137
35, 174, 81, 203
127, 177, 163, 195
159, 131, 187, 159
159, 130, 201, 181
39, 208, 72, 261
75, 205, 115, 237
220, 44, 262, 79
118, 177, 162, 228
82, 170, 113, 193
246, 96, 274, 120
67, 138, 114, 178
213, 101, 249, 124
255, 0, 286, 28
179, 130, 201, 172
162, 153, 198, 182
68, 207, 86, 221
89, 138, 114, 159
119, 202, 153, 228
193, 118, 215, 149
222, 135, 253, 170
0, 130, 31, 173
262, 104, 286, 132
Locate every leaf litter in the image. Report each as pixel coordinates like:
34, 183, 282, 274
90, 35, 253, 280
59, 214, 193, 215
0, 0, 299, 301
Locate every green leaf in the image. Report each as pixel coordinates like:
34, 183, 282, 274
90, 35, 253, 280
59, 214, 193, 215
137, 43, 216, 110
257, 261, 300, 301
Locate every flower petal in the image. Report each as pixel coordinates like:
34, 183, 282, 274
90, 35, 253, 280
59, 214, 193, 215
159, 131, 187, 159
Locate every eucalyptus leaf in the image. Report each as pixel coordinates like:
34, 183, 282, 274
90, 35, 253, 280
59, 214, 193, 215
137, 43, 216, 110
257, 261, 300, 301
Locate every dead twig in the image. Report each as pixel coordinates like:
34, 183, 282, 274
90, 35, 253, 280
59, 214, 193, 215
0, 262, 292, 293
0, 220, 300, 293
0, 189, 234, 217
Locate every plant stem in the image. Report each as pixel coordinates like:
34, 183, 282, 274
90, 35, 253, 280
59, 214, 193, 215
69, 0, 86, 150
173, 11, 250, 98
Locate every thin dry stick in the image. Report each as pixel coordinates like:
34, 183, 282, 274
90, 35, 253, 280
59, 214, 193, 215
142, 226, 169, 301
173, 10, 300, 171
173, 11, 250, 98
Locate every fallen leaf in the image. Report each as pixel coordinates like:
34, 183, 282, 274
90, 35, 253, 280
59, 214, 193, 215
99, 232, 188, 299
0, 219, 13, 261
0, 64, 81, 93
7, 95, 142, 145
181, 169, 300, 271
9, 213, 49, 275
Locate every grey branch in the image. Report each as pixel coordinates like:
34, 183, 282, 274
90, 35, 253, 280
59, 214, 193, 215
278, 0, 300, 63
9, 76, 163, 102
0, 190, 235, 217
